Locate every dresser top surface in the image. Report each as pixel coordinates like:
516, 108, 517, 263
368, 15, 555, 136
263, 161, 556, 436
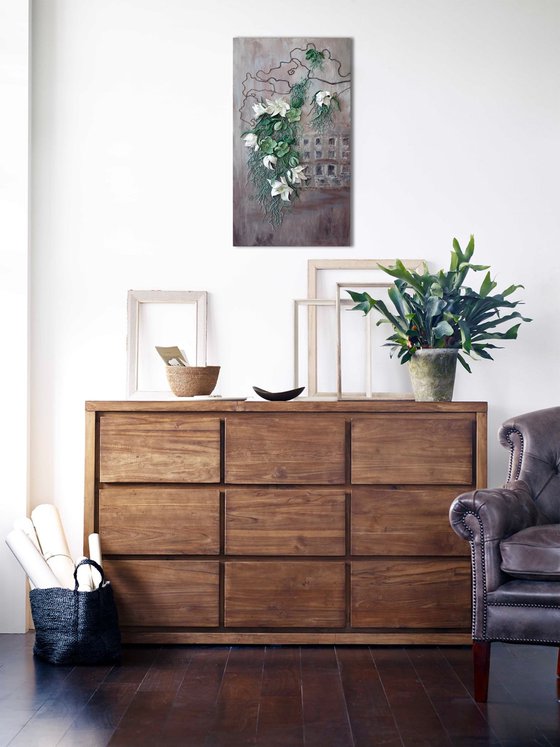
86, 399, 487, 414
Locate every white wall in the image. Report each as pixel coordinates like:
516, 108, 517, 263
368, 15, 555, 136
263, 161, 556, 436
7, 0, 557, 630
0, 0, 30, 632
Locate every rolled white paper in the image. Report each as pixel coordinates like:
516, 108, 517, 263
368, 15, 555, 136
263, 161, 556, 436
75, 556, 94, 591
88, 533, 103, 589
13, 518, 43, 588
6, 529, 60, 589
31, 504, 75, 590
88, 533, 102, 566
13, 518, 42, 552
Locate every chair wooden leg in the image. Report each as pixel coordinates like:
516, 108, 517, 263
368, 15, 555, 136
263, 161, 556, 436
473, 641, 491, 702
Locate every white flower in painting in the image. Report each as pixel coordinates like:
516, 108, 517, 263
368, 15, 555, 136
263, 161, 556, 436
252, 102, 267, 119
287, 165, 308, 185
262, 155, 277, 170
243, 133, 259, 151
265, 98, 291, 117
269, 176, 294, 202
315, 90, 332, 108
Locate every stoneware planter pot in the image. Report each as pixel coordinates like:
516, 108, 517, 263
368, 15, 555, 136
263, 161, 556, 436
407, 348, 458, 402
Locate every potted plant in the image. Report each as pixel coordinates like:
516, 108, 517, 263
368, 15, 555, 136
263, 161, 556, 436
347, 236, 531, 401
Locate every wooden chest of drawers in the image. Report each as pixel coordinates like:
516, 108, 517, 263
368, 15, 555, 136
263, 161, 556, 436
84, 400, 487, 644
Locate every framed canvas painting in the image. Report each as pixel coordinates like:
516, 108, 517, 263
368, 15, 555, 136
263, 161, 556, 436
233, 37, 352, 247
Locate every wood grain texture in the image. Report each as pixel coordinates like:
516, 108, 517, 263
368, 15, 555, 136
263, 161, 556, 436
257, 647, 304, 746
351, 413, 475, 484
224, 561, 346, 627
225, 414, 346, 484
99, 413, 220, 483
370, 648, 454, 745
477, 410, 488, 487
83, 410, 97, 544
86, 400, 486, 643
351, 486, 469, 556
104, 559, 219, 627
351, 558, 472, 629
5, 636, 560, 745
336, 646, 403, 747
300, 647, 354, 747
118, 630, 472, 644
87, 399, 488, 412
99, 486, 220, 555
225, 488, 345, 555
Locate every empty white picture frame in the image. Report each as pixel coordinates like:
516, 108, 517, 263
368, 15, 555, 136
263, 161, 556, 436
127, 290, 208, 399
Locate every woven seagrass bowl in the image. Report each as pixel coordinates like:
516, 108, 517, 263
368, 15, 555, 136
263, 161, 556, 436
165, 365, 220, 397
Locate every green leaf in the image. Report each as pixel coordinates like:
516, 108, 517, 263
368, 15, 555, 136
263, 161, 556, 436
459, 320, 472, 352
387, 285, 407, 318
347, 290, 369, 303
467, 264, 491, 271
433, 320, 454, 338
425, 296, 445, 319
452, 238, 464, 263
479, 272, 497, 297
457, 353, 472, 373
473, 323, 521, 341
259, 136, 276, 155
501, 283, 524, 297
449, 250, 458, 272
465, 234, 475, 260
471, 346, 494, 360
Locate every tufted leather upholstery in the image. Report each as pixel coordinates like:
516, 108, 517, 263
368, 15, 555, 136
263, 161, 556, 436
500, 407, 560, 522
449, 406, 560, 701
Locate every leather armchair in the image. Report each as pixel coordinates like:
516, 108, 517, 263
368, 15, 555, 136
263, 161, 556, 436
450, 406, 560, 701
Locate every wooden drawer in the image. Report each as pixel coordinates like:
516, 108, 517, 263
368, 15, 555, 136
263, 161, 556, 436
99, 486, 220, 555
225, 489, 346, 555
99, 413, 220, 483
104, 559, 219, 627
351, 414, 474, 485
351, 486, 468, 556
225, 414, 346, 484
351, 559, 471, 629
225, 561, 346, 627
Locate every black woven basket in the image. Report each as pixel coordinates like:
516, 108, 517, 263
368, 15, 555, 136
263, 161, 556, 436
29, 558, 121, 665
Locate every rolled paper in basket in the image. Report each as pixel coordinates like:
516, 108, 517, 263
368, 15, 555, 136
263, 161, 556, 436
88, 533, 103, 589
13, 518, 42, 588
75, 556, 94, 591
5, 529, 60, 589
31, 504, 75, 589
13, 518, 42, 552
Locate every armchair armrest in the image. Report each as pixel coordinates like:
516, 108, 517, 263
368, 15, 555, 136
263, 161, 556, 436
449, 480, 537, 637
450, 480, 538, 545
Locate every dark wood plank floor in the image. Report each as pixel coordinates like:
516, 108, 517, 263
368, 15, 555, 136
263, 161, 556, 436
1, 634, 559, 746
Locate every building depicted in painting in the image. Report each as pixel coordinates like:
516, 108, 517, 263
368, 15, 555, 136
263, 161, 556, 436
299, 129, 351, 189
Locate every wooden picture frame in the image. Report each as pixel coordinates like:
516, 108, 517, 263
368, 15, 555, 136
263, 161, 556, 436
126, 290, 208, 399
293, 298, 352, 397
335, 281, 414, 400
306, 259, 424, 396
